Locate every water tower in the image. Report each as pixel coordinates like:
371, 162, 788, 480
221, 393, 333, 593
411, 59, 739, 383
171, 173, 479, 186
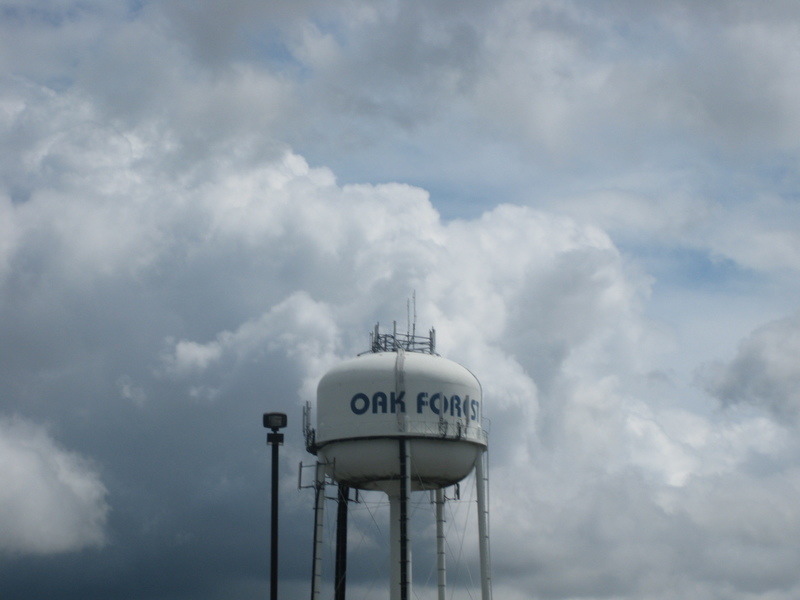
304, 323, 492, 600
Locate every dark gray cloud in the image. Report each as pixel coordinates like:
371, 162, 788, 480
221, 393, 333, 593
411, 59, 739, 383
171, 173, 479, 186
700, 313, 800, 422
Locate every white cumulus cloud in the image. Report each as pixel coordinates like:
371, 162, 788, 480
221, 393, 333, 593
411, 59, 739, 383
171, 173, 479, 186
0, 416, 108, 555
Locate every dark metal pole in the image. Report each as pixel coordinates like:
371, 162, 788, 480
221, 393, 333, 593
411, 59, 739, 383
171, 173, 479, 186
399, 439, 409, 600
334, 483, 350, 600
310, 463, 325, 600
270, 436, 280, 600
263, 413, 286, 600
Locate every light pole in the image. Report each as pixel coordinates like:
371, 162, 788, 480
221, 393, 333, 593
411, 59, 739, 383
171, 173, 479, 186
264, 412, 287, 600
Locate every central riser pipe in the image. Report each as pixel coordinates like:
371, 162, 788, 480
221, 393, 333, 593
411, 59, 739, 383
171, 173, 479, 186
390, 439, 412, 600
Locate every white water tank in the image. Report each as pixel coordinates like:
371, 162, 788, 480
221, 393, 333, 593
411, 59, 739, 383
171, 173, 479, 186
316, 349, 486, 491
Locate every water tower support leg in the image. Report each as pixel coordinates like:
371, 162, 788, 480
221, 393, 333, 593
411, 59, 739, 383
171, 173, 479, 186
389, 493, 401, 600
334, 483, 350, 600
475, 450, 492, 600
435, 488, 447, 600
310, 462, 326, 600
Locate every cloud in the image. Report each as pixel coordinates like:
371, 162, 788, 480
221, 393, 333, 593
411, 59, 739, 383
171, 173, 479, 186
2, 65, 796, 600
0, 416, 108, 555
700, 312, 800, 422
160, 291, 341, 403
3, 2, 800, 599
0, 72, 660, 596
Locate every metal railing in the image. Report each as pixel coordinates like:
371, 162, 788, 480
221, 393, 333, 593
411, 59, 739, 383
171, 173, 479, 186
369, 322, 436, 354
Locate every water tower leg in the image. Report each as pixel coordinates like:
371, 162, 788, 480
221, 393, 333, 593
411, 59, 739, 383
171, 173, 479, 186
335, 483, 350, 600
389, 491, 402, 600
310, 462, 326, 600
389, 439, 412, 600
475, 450, 492, 600
435, 487, 447, 600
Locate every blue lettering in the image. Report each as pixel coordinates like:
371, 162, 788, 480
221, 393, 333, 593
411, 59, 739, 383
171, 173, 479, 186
351, 393, 369, 415
416, 392, 428, 413
430, 393, 441, 415
391, 391, 406, 413
451, 395, 461, 417
352, 390, 479, 421
470, 399, 479, 421
373, 391, 387, 414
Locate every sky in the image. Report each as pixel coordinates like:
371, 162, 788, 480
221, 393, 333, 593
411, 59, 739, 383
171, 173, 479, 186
2, 1, 800, 598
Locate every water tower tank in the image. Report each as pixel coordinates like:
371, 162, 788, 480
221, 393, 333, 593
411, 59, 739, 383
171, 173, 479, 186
315, 327, 487, 491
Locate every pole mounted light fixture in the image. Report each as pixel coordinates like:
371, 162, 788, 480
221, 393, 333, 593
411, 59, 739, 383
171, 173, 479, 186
264, 412, 288, 431
264, 412, 287, 600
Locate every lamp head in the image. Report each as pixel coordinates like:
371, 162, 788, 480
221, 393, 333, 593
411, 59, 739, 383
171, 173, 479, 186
263, 412, 287, 432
